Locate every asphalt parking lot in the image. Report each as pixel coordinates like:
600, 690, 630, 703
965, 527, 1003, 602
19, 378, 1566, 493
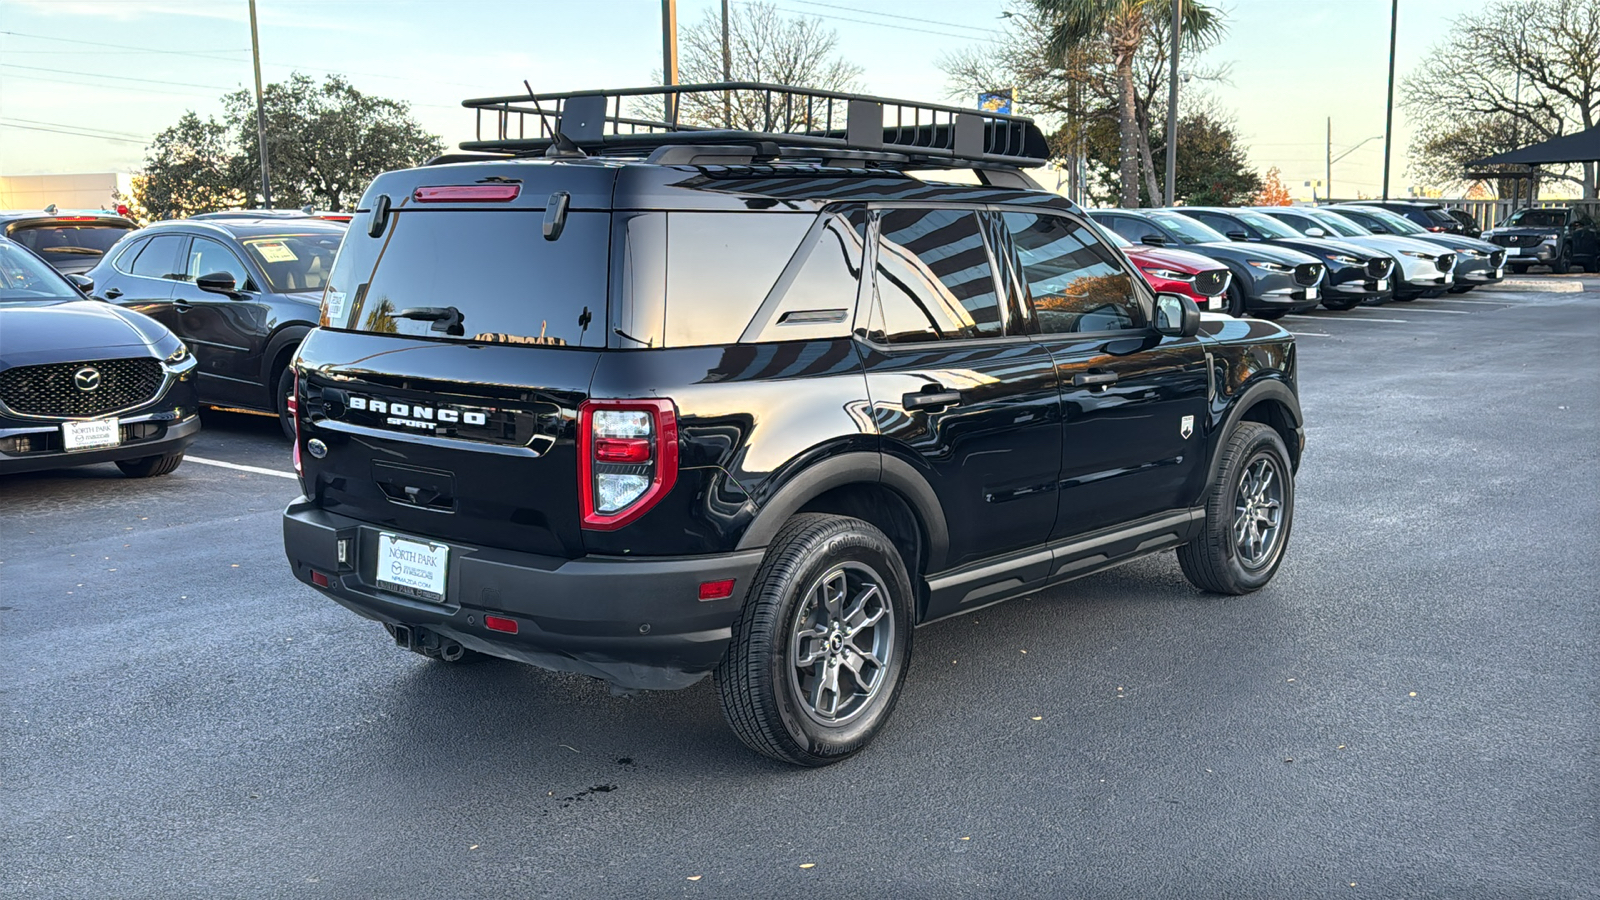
3, 277, 1596, 899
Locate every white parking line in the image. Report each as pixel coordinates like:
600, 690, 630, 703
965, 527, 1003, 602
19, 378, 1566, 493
1286, 314, 1410, 323
1290, 332, 1332, 337
1419, 297, 1516, 305
186, 455, 297, 479
1388, 307, 1472, 315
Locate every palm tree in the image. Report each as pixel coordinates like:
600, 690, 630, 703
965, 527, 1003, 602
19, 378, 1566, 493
1032, 0, 1221, 207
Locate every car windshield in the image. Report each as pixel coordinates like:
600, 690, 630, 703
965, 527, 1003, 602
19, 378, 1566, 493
1150, 212, 1228, 244
7, 221, 131, 268
1306, 210, 1368, 237
1356, 207, 1426, 235
238, 232, 344, 293
0, 241, 81, 303
1504, 209, 1567, 228
1237, 211, 1302, 239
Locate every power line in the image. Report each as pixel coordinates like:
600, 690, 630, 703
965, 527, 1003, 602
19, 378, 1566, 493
766, 4, 993, 41
0, 71, 219, 99
0, 117, 150, 140
0, 30, 249, 62
787, 0, 1002, 36
0, 122, 149, 144
1, 63, 239, 91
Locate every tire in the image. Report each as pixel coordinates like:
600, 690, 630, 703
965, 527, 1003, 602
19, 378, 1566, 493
716, 513, 913, 767
1392, 291, 1417, 302
1583, 257, 1599, 274
1320, 295, 1359, 311
1223, 281, 1247, 318
1177, 422, 1294, 595
1550, 248, 1570, 275
115, 451, 184, 478
1255, 308, 1287, 320
1509, 263, 1530, 275
275, 364, 296, 441
1447, 284, 1474, 293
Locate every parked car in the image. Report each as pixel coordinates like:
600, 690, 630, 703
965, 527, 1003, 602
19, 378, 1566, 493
1442, 207, 1483, 238
282, 82, 1304, 767
86, 216, 346, 437
1175, 207, 1394, 310
1481, 207, 1599, 274
1341, 200, 1468, 235
1254, 207, 1457, 301
1332, 205, 1506, 293
0, 208, 137, 275
0, 236, 199, 477
191, 208, 357, 224
1087, 208, 1323, 318
1099, 227, 1232, 310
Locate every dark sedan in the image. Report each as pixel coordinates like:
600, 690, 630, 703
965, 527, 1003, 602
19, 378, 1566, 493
87, 217, 345, 437
1088, 208, 1323, 319
1332, 205, 1506, 293
1176, 207, 1395, 310
0, 237, 199, 477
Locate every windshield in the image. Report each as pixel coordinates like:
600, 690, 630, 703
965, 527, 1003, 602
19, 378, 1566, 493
0, 241, 81, 303
1237, 211, 1302, 239
239, 232, 344, 293
1306, 210, 1367, 237
1504, 209, 1567, 228
7, 222, 131, 268
1150, 212, 1228, 244
1354, 207, 1425, 235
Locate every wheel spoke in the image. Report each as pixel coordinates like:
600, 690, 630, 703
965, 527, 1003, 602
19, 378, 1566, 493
812, 662, 841, 717
841, 645, 884, 687
792, 626, 828, 667
821, 571, 846, 620
843, 585, 883, 635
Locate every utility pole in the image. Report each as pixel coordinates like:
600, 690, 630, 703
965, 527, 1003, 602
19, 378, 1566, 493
662, 0, 679, 124
1381, 0, 1397, 200
721, 0, 731, 127
1325, 117, 1332, 201
1163, 0, 1181, 207
248, 0, 271, 208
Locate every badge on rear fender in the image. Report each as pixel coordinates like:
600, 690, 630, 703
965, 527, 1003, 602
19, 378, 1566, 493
1180, 415, 1194, 439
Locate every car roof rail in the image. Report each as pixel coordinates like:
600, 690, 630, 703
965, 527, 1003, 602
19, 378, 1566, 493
458, 82, 1051, 171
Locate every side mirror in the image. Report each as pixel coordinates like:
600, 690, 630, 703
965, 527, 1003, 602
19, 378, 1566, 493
1154, 292, 1201, 338
66, 273, 94, 294
1226, 230, 1250, 241
1304, 227, 1327, 237
1369, 226, 1387, 234
1140, 233, 1168, 247
196, 272, 238, 296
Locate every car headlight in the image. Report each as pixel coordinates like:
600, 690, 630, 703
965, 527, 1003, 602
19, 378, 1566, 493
1247, 259, 1292, 272
1459, 248, 1486, 258
1543, 233, 1560, 241
1330, 254, 1360, 265
164, 343, 190, 366
1401, 250, 1434, 259
1145, 268, 1194, 281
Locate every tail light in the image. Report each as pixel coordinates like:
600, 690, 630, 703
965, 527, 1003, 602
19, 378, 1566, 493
578, 399, 678, 531
288, 372, 302, 476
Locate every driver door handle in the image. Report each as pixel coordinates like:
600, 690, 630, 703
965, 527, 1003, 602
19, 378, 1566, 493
1073, 370, 1119, 388
902, 386, 963, 412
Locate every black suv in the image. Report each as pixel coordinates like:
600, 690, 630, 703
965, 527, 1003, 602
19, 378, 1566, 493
1341, 200, 1467, 235
1481, 207, 1599, 274
86, 217, 346, 436
0, 208, 137, 276
282, 85, 1303, 766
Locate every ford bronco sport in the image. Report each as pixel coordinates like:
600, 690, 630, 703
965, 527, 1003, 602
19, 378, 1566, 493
282, 83, 1303, 766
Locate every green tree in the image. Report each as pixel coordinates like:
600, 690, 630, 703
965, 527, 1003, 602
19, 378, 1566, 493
1076, 103, 1259, 206
1402, 0, 1599, 198
135, 112, 247, 220
1031, 0, 1223, 207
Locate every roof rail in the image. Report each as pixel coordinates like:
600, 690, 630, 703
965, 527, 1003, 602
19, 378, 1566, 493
459, 82, 1051, 169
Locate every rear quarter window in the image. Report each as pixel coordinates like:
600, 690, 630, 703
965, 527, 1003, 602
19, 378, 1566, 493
662, 212, 814, 347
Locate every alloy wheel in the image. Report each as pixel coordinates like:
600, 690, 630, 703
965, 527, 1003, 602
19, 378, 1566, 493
787, 562, 894, 726
1233, 455, 1285, 570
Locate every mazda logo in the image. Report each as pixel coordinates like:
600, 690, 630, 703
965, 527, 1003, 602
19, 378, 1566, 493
73, 367, 102, 392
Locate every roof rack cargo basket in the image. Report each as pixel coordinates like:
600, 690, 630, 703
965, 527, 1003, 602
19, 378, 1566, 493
459, 82, 1050, 169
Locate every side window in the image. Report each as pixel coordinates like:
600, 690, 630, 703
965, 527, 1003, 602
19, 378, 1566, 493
1189, 212, 1238, 236
111, 237, 150, 274
741, 210, 868, 343
1001, 212, 1141, 335
663, 212, 813, 347
871, 208, 1002, 344
1106, 214, 1158, 244
129, 234, 186, 279
1281, 213, 1319, 233
185, 236, 254, 290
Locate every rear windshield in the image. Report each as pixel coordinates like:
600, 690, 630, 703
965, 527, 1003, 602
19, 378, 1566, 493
322, 210, 609, 348
8, 222, 131, 267
240, 232, 343, 293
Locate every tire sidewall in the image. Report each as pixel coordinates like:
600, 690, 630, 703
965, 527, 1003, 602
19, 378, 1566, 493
1217, 428, 1295, 591
276, 366, 296, 441
763, 525, 913, 761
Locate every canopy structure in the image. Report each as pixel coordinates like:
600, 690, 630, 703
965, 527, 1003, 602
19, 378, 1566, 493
1467, 126, 1600, 168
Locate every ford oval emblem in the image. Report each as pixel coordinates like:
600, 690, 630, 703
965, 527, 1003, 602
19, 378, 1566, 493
306, 438, 328, 459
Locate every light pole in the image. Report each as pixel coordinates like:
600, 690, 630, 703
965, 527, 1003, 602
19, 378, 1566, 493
1380, 0, 1397, 200
248, 0, 271, 208
662, 0, 679, 123
721, 0, 732, 127
1163, 0, 1181, 206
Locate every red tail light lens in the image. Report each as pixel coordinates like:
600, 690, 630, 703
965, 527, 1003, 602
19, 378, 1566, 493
413, 184, 521, 203
578, 399, 678, 531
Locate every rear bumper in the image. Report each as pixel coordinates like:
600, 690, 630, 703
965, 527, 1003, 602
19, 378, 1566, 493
0, 411, 199, 475
282, 499, 766, 690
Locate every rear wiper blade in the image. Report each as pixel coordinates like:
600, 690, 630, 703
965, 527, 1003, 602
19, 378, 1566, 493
394, 305, 464, 335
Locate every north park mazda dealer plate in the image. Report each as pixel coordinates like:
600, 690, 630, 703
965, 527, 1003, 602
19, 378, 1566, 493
376, 533, 449, 603
62, 418, 119, 451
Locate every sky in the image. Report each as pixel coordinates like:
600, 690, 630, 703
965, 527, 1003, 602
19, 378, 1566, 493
0, 0, 1501, 202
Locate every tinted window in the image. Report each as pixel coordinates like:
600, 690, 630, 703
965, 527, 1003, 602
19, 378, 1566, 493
239, 232, 342, 293
744, 211, 868, 343
0, 242, 79, 303
111, 237, 149, 274
326, 211, 609, 347
8, 222, 131, 269
1003, 213, 1140, 335
129, 234, 186, 279
184, 236, 254, 290
664, 212, 813, 347
1306, 211, 1366, 237
1423, 209, 1458, 227
1237, 211, 1301, 239
1149, 212, 1229, 244
1270, 211, 1321, 234
1187, 211, 1240, 236
1100, 214, 1160, 244
872, 208, 1001, 344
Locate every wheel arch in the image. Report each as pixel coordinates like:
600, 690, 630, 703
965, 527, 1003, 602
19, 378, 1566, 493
260, 325, 312, 406
1209, 378, 1303, 489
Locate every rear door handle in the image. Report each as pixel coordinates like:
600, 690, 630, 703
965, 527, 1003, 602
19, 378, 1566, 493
902, 387, 963, 412
174, 301, 194, 313
103, 288, 123, 299
1073, 370, 1119, 388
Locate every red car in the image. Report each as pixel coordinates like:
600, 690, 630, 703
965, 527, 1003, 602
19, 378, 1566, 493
1101, 228, 1232, 310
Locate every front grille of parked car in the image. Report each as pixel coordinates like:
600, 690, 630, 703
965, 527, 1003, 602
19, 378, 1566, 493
1435, 253, 1455, 273
1489, 250, 1506, 267
1193, 270, 1228, 296
0, 357, 164, 418
1490, 234, 1540, 247
1365, 258, 1394, 279
1293, 263, 1323, 286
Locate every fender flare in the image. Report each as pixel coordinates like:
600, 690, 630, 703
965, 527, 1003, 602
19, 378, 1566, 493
734, 452, 950, 570
261, 325, 312, 388
1207, 377, 1303, 489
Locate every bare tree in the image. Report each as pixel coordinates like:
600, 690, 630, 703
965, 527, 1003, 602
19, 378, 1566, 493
1403, 0, 1599, 198
670, 1, 862, 132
